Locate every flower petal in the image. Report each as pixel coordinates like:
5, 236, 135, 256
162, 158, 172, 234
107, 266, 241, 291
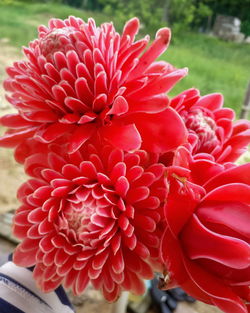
129, 28, 171, 78
160, 228, 212, 303
197, 201, 250, 239
35, 122, 73, 143
124, 108, 187, 153
0, 128, 36, 148
203, 183, 250, 205
183, 256, 248, 313
102, 122, 141, 151
205, 163, 250, 192
0, 114, 34, 128
68, 123, 96, 154
127, 94, 169, 114
181, 214, 250, 269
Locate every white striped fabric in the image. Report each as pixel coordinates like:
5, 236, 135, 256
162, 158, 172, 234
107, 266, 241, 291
0, 260, 75, 313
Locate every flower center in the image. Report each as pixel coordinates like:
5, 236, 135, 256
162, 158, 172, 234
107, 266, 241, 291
182, 109, 219, 153
57, 182, 119, 246
39, 27, 77, 59
68, 205, 94, 232
59, 199, 97, 244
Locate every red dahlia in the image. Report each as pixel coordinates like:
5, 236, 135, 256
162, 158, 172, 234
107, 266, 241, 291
0, 17, 187, 155
13, 142, 167, 301
170, 88, 250, 163
161, 147, 250, 313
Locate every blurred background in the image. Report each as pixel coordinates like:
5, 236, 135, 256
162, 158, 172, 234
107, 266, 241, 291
0, 0, 249, 312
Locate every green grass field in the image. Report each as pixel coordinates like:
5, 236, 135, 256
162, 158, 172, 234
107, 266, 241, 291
0, 1, 250, 115
164, 33, 250, 115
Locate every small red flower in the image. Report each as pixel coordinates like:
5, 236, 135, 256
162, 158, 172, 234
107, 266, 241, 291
161, 147, 250, 313
13, 142, 167, 301
0, 17, 187, 155
170, 88, 250, 162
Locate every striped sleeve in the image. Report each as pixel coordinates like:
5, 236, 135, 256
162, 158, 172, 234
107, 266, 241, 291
0, 260, 75, 313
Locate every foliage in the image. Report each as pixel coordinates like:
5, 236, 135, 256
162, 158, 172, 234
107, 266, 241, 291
200, 0, 250, 35
89, 0, 250, 36
202, 0, 250, 22
242, 20, 250, 37
168, 1, 195, 26
7, 0, 250, 36
98, 0, 164, 34
93, 0, 212, 35
0, 0, 18, 4
192, 2, 212, 29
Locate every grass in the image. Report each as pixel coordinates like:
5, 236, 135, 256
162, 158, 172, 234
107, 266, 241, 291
164, 33, 250, 115
0, 2, 250, 115
0, 2, 119, 47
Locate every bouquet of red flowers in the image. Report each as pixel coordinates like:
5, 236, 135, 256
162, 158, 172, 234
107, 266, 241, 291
0, 16, 249, 313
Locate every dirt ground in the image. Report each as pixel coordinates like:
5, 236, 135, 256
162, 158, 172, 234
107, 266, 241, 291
0, 41, 26, 214
0, 39, 22, 110
0, 42, 223, 313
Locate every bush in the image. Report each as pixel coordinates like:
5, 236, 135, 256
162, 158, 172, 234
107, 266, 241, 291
99, 0, 165, 34
93, 0, 212, 36
242, 20, 250, 36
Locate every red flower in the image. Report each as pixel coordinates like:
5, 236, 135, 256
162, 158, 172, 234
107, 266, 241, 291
0, 17, 187, 155
13, 142, 167, 301
161, 147, 250, 313
170, 88, 250, 162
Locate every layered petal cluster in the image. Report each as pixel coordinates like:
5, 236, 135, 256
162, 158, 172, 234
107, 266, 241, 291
2, 14, 249, 313
171, 88, 250, 162
161, 147, 250, 313
0, 16, 187, 156
13, 142, 168, 301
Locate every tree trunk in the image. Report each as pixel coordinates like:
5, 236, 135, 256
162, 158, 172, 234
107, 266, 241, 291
206, 14, 212, 33
162, 0, 171, 25
240, 80, 250, 119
